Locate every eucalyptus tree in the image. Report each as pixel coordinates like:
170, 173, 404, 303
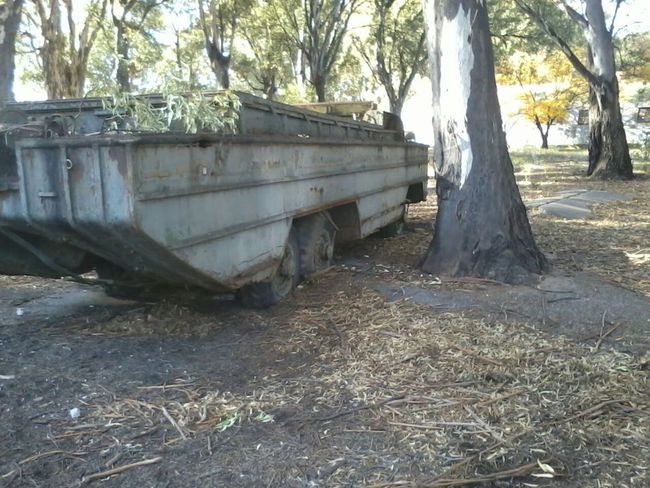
421, 0, 546, 283
110, 0, 171, 92
273, 0, 362, 102
0, 0, 23, 101
235, 1, 297, 100
197, 0, 253, 89
26, 0, 108, 98
355, 0, 427, 116
515, 0, 633, 179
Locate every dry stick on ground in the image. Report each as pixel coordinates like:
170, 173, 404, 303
161, 406, 187, 440
432, 431, 531, 481
421, 460, 546, 487
448, 345, 505, 367
81, 457, 162, 484
368, 460, 545, 488
1, 450, 86, 479
593, 310, 608, 352
476, 388, 527, 407
314, 394, 406, 422
545, 399, 629, 426
593, 310, 623, 352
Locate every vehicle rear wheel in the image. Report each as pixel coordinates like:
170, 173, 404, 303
297, 212, 336, 277
240, 229, 300, 308
379, 218, 405, 237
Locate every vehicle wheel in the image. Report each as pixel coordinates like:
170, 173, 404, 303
240, 229, 300, 308
297, 212, 336, 277
95, 262, 155, 301
379, 217, 405, 238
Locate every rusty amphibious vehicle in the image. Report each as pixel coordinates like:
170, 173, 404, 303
0, 92, 427, 306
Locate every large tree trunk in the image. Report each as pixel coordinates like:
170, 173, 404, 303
421, 0, 546, 283
206, 45, 230, 89
389, 98, 404, 117
115, 23, 132, 92
313, 72, 326, 102
583, 0, 632, 179
587, 75, 632, 178
0, 0, 23, 102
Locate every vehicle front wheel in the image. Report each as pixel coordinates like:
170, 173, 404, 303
297, 212, 336, 277
240, 229, 301, 308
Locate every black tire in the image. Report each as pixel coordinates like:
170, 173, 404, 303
95, 262, 158, 301
379, 218, 405, 238
296, 212, 336, 277
240, 229, 301, 308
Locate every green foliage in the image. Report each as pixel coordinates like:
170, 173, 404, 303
617, 32, 650, 83
354, 0, 426, 114
233, 0, 296, 99
214, 413, 240, 432
327, 50, 375, 102
102, 85, 241, 134
86, 1, 168, 95
490, 0, 582, 70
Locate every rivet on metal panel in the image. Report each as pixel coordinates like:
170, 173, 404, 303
65, 158, 73, 170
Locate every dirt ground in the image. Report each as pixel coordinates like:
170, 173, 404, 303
1, 153, 648, 487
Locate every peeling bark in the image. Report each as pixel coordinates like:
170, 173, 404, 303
0, 0, 23, 102
422, 0, 546, 283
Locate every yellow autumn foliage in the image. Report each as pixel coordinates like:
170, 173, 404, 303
498, 51, 587, 128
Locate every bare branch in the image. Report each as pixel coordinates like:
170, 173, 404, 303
609, 0, 624, 34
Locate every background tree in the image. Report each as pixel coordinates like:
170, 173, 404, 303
421, 0, 546, 283
500, 52, 587, 148
489, 0, 581, 68
110, 0, 170, 92
274, 0, 361, 102
0, 0, 23, 101
197, 0, 253, 89
515, 0, 633, 179
355, 0, 427, 116
616, 31, 650, 83
235, 1, 297, 100
25, 0, 108, 98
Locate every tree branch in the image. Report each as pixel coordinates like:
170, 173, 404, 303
609, 0, 624, 34
514, 0, 599, 87
559, 0, 588, 31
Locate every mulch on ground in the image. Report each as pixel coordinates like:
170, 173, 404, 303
1, 154, 648, 487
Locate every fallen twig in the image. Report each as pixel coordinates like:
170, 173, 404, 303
314, 394, 406, 422
81, 457, 162, 484
476, 388, 527, 407
449, 345, 505, 367
422, 459, 545, 487
593, 318, 623, 352
161, 406, 187, 440
1, 450, 86, 479
368, 459, 545, 488
546, 399, 627, 426
387, 420, 480, 430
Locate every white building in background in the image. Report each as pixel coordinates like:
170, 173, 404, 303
401, 77, 649, 148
